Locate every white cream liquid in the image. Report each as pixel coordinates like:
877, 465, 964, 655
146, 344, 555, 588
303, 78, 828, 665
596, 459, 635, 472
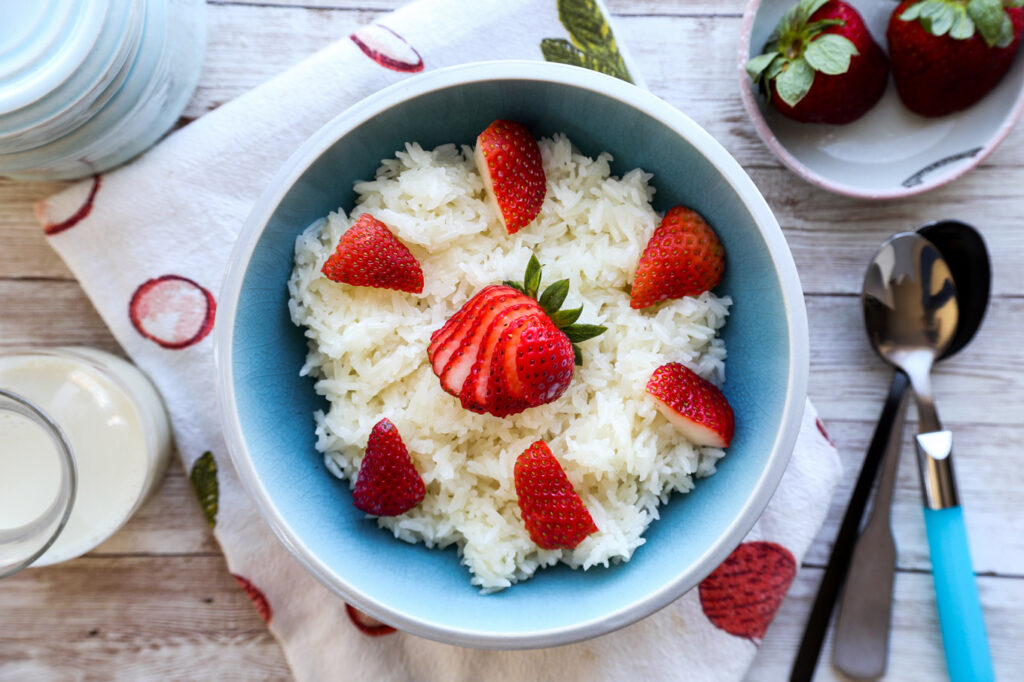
0, 354, 152, 564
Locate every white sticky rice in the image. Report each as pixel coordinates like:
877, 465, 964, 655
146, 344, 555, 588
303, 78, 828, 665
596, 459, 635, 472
288, 134, 731, 592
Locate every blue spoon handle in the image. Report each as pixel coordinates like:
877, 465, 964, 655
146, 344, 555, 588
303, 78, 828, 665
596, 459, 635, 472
923, 505, 994, 682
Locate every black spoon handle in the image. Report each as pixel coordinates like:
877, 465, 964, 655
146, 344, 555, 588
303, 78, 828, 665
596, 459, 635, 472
790, 370, 910, 681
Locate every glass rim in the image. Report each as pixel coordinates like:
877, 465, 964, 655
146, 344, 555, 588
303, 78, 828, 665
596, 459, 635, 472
0, 388, 78, 579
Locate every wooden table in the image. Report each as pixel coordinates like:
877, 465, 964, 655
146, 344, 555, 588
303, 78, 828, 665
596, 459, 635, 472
2, 1, 1023, 679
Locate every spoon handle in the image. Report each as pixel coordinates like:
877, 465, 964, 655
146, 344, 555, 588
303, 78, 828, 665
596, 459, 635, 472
831, 387, 908, 679
917, 433, 994, 682
789, 371, 909, 681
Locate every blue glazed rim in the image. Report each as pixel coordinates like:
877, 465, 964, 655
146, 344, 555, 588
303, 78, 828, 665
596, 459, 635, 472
216, 61, 809, 649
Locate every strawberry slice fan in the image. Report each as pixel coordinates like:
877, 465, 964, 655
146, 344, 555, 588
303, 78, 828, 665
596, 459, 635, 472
33, 0, 840, 679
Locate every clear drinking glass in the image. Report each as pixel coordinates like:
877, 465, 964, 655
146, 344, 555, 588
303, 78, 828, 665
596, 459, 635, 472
0, 389, 77, 579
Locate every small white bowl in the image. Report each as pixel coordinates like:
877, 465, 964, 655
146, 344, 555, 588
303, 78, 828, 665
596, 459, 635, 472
738, 0, 1024, 199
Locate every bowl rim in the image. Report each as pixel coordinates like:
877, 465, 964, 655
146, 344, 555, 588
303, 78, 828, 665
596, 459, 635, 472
737, 0, 1024, 200
215, 59, 809, 649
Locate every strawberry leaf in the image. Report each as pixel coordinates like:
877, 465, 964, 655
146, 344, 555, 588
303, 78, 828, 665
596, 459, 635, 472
804, 34, 859, 75
538, 279, 570, 315
968, 0, 1008, 45
573, 345, 583, 366
550, 306, 583, 327
503, 280, 526, 294
900, 1, 926, 21
524, 254, 542, 299
561, 323, 607, 343
775, 57, 814, 106
950, 8, 976, 38
746, 52, 779, 80
795, 0, 831, 24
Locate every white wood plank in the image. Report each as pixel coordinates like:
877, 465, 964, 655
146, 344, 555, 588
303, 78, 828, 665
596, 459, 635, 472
207, 0, 747, 15
0, 556, 290, 680
748, 568, 1024, 681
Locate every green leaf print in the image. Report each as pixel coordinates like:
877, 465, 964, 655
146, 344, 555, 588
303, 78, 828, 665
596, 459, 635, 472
542, 0, 634, 83
541, 39, 631, 82
190, 451, 219, 528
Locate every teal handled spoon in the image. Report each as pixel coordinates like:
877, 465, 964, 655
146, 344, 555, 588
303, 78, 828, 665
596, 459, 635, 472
861, 232, 993, 682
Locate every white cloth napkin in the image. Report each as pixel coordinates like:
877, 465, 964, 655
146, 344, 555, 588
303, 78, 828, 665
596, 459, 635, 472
35, 0, 842, 679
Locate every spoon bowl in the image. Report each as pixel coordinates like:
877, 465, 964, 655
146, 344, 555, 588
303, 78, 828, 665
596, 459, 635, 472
862, 233, 959, 372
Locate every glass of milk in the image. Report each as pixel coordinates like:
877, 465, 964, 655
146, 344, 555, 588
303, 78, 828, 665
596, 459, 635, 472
0, 347, 172, 577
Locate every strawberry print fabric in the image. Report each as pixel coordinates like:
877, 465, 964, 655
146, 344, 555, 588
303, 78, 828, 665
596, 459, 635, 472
35, 0, 840, 680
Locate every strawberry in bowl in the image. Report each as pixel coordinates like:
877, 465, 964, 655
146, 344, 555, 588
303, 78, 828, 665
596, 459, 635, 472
888, 0, 1024, 117
746, 0, 889, 124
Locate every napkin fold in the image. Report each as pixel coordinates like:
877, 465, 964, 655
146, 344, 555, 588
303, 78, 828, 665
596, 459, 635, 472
35, 0, 842, 679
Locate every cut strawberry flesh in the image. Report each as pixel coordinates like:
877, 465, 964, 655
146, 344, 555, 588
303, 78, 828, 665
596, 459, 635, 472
439, 290, 532, 396
461, 303, 542, 412
428, 285, 506, 369
649, 395, 729, 448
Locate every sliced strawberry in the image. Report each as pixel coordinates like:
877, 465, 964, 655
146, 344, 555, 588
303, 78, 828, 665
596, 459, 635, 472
514, 440, 597, 550
439, 288, 532, 396
428, 285, 507, 372
514, 319, 575, 407
474, 120, 546, 234
461, 303, 543, 413
426, 255, 606, 417
631, 206, 725, 310
646, 362, 734, 448
351, 418, 425, 516
322, 214, 424, 294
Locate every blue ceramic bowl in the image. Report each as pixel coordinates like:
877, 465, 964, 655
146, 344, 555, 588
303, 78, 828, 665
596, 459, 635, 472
216, 61, 808, 649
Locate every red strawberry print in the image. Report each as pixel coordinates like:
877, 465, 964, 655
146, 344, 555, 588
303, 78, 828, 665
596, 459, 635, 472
129, 274, 216, 350
232, 574, 272, 625
474, 120, 547, 234
321, 214, 424, 294
514, 440, 598, 550
352, 418, 425, 516
746, 0, 889, 124
40, 175, 101, 236
631, 206, 725, 310
426, 255, 605, 418
646, 363, 735, 448
350, 25, 424, 73
345, 604, 397, 636
815, 417, 835, 447
698, 541, 797, 641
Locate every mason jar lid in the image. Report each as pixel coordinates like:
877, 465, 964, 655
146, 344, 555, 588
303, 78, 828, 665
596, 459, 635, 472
0, 0, 111, 116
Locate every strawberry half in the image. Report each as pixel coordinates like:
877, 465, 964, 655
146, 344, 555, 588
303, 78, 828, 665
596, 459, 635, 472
630, 206, 725, 310
322, 214, 424, 293
351, 418, 425, 516
426, 255, 605, 418
474, 120, 546, 234
514, 440, 598, 550
888, 0, 1024, 117
646, 363, 735, 448
746, 0, 889, 124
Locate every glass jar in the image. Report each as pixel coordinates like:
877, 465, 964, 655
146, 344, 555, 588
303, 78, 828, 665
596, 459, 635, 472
0, 347, 172, 577
0, 0, 206, 181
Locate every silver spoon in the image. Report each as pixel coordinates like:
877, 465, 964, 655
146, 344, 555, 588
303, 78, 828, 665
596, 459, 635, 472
832, 221, 991, 679
859, 232, 993, 682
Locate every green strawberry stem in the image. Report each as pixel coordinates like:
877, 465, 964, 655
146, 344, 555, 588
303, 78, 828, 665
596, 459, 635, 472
746, 0, 860, 107
504, 253, 606, 365
901, 0, 1021, 47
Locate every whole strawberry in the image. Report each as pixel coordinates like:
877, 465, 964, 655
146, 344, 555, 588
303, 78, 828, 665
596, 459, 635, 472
630, 206, 725, 310
746, 0, 889, 124
888, 0, 1024, 117
352, 418, 425, 516
475, 120, 546, 234
322, 214, 424, 293
426, 255, 605, 418
514, 440, 598, 550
